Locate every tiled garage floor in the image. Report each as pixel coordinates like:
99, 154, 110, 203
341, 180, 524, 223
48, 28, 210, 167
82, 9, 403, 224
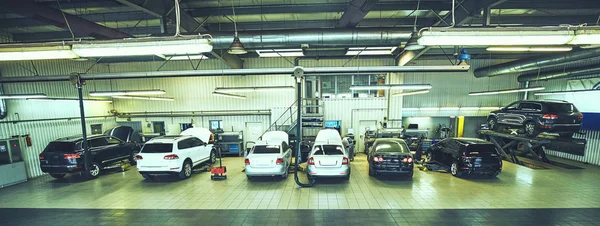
1, 153, 600, 210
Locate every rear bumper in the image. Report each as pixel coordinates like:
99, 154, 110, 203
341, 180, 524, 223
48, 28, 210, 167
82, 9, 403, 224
372, 166, 414, 175
539, 123, 581, 134
137, 166, 180, 173
462, 166, 501, 175
40, 165, 83, 173
245, 165, 287, 176
307, 165, 350, 177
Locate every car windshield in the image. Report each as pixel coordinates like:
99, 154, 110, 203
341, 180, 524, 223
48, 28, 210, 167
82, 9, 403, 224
44, 142, 75, 153
546, 103, 578, 113
252, 145, 280, 154
141, 143, 173, 153
313, 145, 344, 155
375, 141, 409, 153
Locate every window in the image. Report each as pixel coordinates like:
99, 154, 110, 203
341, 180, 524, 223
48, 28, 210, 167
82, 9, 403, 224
189, 137, 204, 147
107, 137, 122, 145
505, 102, 520, 110
210, 120, 222, 130
180, 123, 193, 131
142, 144, 173, 153
318, 74, 382, 99
178, 139, 192, 150
374, 141, 409, 153
545, 103, 578, 113
519, 102, 541, 111
313, 145, 344, 155
89, 138, 109, 147
91, 124, 103, 135
44, 142, 75, 153
252, 145, 281, 154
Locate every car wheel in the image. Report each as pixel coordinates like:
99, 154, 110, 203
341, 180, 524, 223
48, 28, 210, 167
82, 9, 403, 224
450, 161, 464, 178
84, 162, 101, 179
128, 152, 137, 165
344, 173, 350, 180
426, 152, 433, 162
488, 117, 498, 130
368, 166, 375, 177
178, 160, 192, 179
523, 121, 539, 137
407, 171, 414, 178
490, 171, 500, 178
141, 173, 154, 181
49, 173, 66, 179
209, 150, 217, 164
282, 169, 289, 179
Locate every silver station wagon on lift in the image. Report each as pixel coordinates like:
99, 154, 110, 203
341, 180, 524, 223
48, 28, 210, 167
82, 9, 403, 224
244, 131, 292, 180
306, 129, 350, 180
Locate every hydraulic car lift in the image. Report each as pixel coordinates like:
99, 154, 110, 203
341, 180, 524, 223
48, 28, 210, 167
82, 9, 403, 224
478, 130, 587, 165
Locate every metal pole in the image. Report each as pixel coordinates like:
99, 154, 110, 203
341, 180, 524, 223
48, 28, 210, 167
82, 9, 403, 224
77, 82, 90, 171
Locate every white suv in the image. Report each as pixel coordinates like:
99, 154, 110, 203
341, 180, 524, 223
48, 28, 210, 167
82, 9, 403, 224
136, 135, 216, 180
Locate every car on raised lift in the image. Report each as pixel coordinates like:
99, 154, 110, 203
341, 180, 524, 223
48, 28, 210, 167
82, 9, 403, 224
136, 128, 216, 180
487, 100, 583, 137
427, 138, 502, 178
306, 129, 350, 180
367, 138, 414, 178
245, 131, 293, 180
39, 134, 140, 179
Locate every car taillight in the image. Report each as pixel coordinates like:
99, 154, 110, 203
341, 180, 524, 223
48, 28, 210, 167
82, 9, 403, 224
542, 114, 558, 119
39, 154, 45, 160
578, 113, 583, 119
63, 153, 80, 159
372, 156, 383, 162
276, 158, 283, 165
135, 155, 143, 160
244, 159, 250, 165
308, 157, 315, 165
163, 154, 179, 160
402, 157, 413, 163
342, 157, 349, 165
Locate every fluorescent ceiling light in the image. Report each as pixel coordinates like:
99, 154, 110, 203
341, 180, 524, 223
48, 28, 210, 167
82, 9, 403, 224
419, 108, 440, 111
469, 87, 545, 96
392, 89, 430, 96
534, 89, 600, 95
351, 84, 432, 91
72, 38, 213, 58
460, 107, 480, 110
479, 107, 501, 110
256, 49, 304, 57
89, 89, 166, 96
346, 47, 397, 55
211, 91, 247, 99
0, 46, 77, 61
27, 98, 112, 103
486, 46, 572, 52
401, 108, 419, 111
440, 107, 460, 110
168, 55, 208, 60
0, 93, 47, 99
570, 29, 600, 45
111, 95, 174, 101
418, 30, 574, 46
215, 86, 295, 93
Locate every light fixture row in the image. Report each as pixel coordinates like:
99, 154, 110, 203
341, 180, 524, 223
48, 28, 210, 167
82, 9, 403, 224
417, 28, 600, 46
402, 107, 501, 111
468, 87, 545, 96
349, 84, 432, 91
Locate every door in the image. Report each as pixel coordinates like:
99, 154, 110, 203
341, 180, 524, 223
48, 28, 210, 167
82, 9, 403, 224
358, 120, 377, 153
106, 136, 128, 159
245, 122, 264, 144
498, 102, 522, 125
177, 138, 195, 164
190, 137, 209, 163
88, 137, 112, 163
518, 102, 543, 125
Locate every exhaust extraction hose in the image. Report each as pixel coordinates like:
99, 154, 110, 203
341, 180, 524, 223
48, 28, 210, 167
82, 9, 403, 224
293, 74, 315, 187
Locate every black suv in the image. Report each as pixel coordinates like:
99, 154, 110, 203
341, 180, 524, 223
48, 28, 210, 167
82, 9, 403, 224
39, 135, 140, 179
487, 100, 582, 137
427, 138, 502, 178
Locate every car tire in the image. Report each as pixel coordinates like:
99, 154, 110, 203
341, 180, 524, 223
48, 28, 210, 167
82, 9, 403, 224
407, 171, 414, 178
450, 161, 465, 178
344, 173, 350, 180
209, 150, 217, 164
523, 121, 539, 137
490, 171, 500, 178
178, 160, 193, 179
368, 166, 375, 177
282, 169, 289, 179
141, 173, 154, 181
84, 162, 101, 179
49, 173, 66, 179
128, 152, 137, 165
488, 117, 498, 130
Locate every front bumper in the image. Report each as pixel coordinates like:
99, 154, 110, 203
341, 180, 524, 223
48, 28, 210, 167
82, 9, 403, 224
40, 164, 83, 173
307, 165, 350, 177
245, 165, 287, 176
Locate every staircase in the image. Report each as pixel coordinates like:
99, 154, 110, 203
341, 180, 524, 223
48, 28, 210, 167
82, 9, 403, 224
261, 98, 325, 138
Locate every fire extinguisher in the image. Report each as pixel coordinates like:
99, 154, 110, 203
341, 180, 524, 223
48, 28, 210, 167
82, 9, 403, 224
25, 134, 32, 147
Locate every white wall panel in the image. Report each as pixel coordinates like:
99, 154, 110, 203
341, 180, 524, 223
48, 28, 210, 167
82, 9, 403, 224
0, 118, 117, 178
546, 130, 600, 166
323, 98, 387, 135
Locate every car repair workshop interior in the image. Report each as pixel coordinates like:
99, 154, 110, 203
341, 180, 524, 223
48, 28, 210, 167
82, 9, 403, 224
1, 0, 600, 225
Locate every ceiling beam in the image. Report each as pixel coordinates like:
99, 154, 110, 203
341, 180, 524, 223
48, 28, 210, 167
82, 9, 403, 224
209, 51, 243, 69
338, 0, 379, 28
2, 0, 131, 39
432, 0, 508, 27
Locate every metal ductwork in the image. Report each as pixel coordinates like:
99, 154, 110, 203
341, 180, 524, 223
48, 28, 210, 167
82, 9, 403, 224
0, 65, 469, 84
517, 64, 600, 82
474, 48, 600, 78
210, 28, 412, 49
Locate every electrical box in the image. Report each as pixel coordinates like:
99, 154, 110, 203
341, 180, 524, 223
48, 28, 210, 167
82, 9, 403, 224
0, 138, 28, 188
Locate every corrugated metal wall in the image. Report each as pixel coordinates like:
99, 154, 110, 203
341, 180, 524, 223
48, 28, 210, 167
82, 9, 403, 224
546, 130, 600, 166
0, 31, 12, 43
0, 118, 117, 178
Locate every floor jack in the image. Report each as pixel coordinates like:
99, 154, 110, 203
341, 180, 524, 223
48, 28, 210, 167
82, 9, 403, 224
210, 146, 227, 180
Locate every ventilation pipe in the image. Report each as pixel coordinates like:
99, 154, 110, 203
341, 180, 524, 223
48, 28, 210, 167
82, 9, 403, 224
210, 28, 411, 49
474, 48, 600, 78
517, 65, 600, 82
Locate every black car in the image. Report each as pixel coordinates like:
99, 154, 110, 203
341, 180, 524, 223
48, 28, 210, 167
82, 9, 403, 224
427, 138, 502, 178
488, 100, 583, 137
39, 134, 140, 179
367, 138, 414, 178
